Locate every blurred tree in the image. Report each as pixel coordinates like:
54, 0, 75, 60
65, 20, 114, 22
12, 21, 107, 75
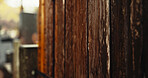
0, 1, 20, 23
0, 0, 3, 3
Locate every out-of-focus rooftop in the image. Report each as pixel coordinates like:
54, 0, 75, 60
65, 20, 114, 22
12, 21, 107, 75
0, 0, 39, 77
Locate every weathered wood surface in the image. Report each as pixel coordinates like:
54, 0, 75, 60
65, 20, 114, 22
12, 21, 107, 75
88, 0, 110, 78
19, 45, 38, 78
45, 0, 54, 77
65, 0, 75, 78
38, 0, 46, 75
65, 0, 88, 78
38, 0, 145, 78
111, 0, 129, 77
111, 0, 143, 78
73, 0, 88, 78
54, 0, 65, 78
130, 0, 143, 77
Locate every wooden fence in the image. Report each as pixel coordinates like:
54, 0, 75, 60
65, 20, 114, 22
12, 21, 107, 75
38, 0, 148, 78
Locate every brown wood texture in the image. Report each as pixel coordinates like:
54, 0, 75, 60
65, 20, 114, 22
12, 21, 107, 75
111, 0, 143, 78
65, 0, 75, 78
111, 0, 131, 77
45, 0, 54, 77
65, 0, 88, 78
73, 0, 88, 78
88, 0, 110, 78
54, 0, 65, 78
130, 0, 143, 77
38, 0, 46, 74
38, 0, 145, 78
37, 0, 42, 72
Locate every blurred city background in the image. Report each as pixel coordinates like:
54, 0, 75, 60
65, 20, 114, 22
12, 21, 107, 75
0, 0, 39, 77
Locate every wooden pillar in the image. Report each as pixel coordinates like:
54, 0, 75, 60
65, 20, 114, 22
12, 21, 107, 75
38, 0, 46, 74
54, 0, 65, 78
111, 0, 143, 77
88, 0, 110, 78
130, 0, 143, 77
65, 0, 88, 78
45, 0, 54, 77
19, 44, 38, 78
39, 0, 144, 78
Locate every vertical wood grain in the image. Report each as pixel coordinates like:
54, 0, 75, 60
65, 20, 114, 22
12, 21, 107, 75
37, 0, 41, 72
42, 0, 145, 77
54, 0, 65, 78
88, 0, 110, 78
65, 0, 75, 78
38, 0, 46, 74
74, 0, 88, 78
110, 0, 130, 77
111, 0, 143, 77
65, 0, 88, 78
130, 0, 143, 77
45, 0, 54, 77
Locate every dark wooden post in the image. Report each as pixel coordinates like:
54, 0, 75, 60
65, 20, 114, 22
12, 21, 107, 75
111, 0, 143, 77
130, 0, 143, 77
38, 0, 144, 78
19, 44, 38, 78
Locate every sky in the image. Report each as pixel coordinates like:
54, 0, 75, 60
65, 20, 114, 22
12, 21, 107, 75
4, 0, 39, 8
4, 0, 39, 13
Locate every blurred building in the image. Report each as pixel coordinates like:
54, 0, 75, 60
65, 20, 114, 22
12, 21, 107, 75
19, 13, 37, 44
